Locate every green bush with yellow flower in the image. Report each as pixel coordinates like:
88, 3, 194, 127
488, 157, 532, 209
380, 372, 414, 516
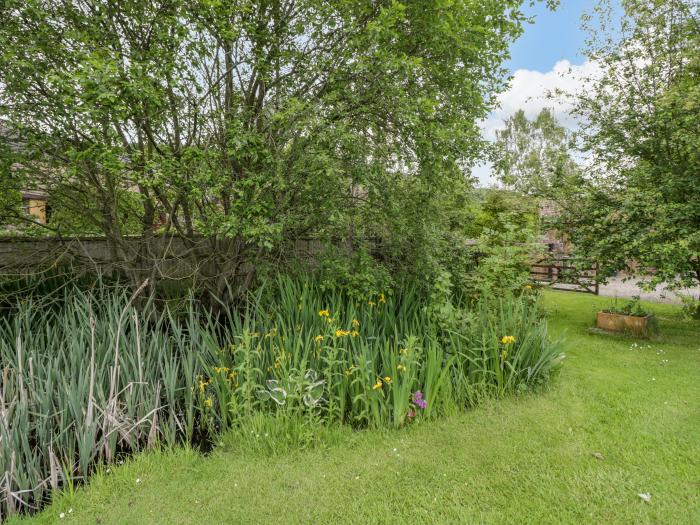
197, 276, 563, 434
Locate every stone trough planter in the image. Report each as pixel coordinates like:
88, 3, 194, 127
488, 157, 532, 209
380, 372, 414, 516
596, 311, 655, 337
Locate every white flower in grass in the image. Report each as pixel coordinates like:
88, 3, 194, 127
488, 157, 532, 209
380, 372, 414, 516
637, 492, 651, 502
59, 513, 65, 519
136, 478, 141, 484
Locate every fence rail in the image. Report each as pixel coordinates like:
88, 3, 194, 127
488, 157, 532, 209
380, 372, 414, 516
530, 257, 599, 294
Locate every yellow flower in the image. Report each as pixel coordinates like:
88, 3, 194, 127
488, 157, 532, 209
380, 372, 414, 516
352, 319, 360, 328
383, 376, 392, 385
345, 365, 356, 377
203, 397, 213, 408
525, 284, 532, 290
351, 330, 359, 337
368, 300, 376, 307
197, 377, 211, 393
319, 309, 330, 317
228, 371, 237, 381
501, 335, 516, 345
397, 364, 406, 372
399, 347, 408, 355
372, 378, 383, 390
335, 329, 350, 337
378, 293, 386, 304
314, 335, 324, 343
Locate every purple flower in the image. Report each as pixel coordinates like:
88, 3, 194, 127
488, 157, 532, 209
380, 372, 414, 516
412, 391, 427, 409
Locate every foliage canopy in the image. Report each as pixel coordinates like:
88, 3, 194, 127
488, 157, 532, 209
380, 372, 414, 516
0, 0, 549, 298
557, 0, 700, 289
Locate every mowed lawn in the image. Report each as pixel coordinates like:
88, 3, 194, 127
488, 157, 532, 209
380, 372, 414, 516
15, 291, 700, 524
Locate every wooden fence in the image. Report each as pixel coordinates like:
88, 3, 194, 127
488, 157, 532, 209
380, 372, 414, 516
530, 255, 599, 294
0, 236, 598, 293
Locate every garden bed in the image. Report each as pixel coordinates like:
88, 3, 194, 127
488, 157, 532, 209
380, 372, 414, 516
11, 291, 699, 525
0, 278, 562, 520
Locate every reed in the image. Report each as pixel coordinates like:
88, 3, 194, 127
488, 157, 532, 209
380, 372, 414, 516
0, 287, 202, 518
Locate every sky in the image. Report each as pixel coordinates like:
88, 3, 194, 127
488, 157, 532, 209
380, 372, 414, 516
506, 0, 591, 72
473, 0, 621, 186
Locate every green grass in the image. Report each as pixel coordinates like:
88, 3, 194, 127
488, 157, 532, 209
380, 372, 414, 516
13, 291, 700, 524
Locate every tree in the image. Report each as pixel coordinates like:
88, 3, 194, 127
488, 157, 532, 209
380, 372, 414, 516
0, 1, 554, 300
557, 0, 700, 289
465, 189, 541, 296
494, 108, 581, 197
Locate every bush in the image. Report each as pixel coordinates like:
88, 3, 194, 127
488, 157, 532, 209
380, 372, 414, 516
204, 276, 563, 431
315, 244, 394, 302
678, 294, 700, 320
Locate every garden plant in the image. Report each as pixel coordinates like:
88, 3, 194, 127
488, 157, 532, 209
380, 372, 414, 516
0, 277, 562, 518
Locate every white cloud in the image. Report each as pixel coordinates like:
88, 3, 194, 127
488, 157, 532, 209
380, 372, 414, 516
473, 59, 600, 186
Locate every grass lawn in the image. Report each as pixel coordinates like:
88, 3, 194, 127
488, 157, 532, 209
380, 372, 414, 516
14, 291, 700, 524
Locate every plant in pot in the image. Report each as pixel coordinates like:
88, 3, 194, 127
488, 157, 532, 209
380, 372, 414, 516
596, 296, 656, 337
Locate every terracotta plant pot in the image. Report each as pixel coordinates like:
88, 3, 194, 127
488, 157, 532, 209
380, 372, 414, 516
596, 311, 655, 337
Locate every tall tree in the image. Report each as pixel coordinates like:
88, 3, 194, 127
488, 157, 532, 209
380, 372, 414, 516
0, 1, 552, 298
558, 0, 700, 289
494, 108, 580, 197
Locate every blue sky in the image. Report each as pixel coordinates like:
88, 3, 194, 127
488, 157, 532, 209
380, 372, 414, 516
506, 0, 592, 72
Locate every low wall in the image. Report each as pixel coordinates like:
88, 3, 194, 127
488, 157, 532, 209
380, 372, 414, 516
0, 236, 324, 281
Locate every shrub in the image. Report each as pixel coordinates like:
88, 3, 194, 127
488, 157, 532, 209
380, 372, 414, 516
678, 294, 700, 320
203, 276, 563, 431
